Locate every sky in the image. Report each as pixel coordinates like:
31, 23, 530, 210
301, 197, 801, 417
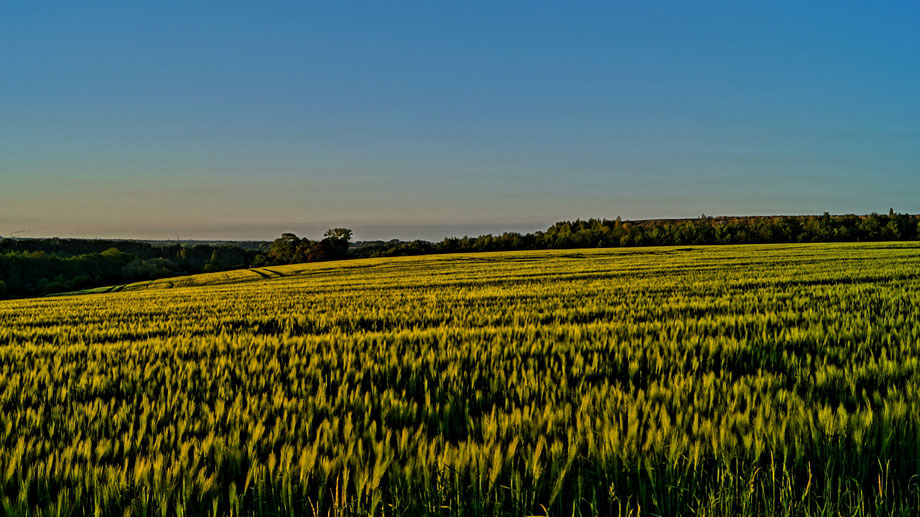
1, 1, 918, 241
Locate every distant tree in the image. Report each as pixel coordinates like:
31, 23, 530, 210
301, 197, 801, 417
440, 237, 461, 252
321, 228, 353, 259
860, 214, 883, 240
324, 228, 353, 242
883, 220, 902, 240
203, 250, 221, 272
269, 233, 301, 263
293, 238, 314, 263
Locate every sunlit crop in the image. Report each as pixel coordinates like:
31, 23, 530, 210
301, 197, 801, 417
2, 242, 920, 515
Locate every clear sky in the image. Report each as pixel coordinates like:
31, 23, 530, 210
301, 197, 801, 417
2, 2, 918, 241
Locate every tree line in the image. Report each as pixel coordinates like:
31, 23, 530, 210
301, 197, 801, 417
349, 211, 920, 258
0, 240, 265, 298
2, 212, 919, 299
0, 229, 355, 298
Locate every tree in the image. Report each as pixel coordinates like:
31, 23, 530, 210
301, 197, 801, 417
268, 233, 301, 263
321, 228, 353, 259
203, 250, 221, 272
324, 228, 353, 242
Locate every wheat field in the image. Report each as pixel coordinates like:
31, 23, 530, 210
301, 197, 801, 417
3, 243, 920, 515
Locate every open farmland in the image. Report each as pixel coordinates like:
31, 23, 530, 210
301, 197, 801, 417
3, 243, 920, 515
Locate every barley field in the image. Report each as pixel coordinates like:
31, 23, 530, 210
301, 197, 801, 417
3, 243, 920, 515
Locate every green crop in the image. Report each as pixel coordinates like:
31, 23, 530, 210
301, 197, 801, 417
2, 242, 920, 515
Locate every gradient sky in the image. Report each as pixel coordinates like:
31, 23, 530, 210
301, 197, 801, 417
2, 2, 918, 241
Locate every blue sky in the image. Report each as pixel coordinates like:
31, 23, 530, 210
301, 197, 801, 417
1, 1, 918, 240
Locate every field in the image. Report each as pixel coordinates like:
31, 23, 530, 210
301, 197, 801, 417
3, 243, 920, 515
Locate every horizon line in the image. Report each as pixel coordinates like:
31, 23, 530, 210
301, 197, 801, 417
3, 210, 912, 243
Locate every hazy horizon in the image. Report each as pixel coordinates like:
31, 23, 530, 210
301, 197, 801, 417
5, 210, 913, 243
0, 219, 550, 242
3, 2, 918, 240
